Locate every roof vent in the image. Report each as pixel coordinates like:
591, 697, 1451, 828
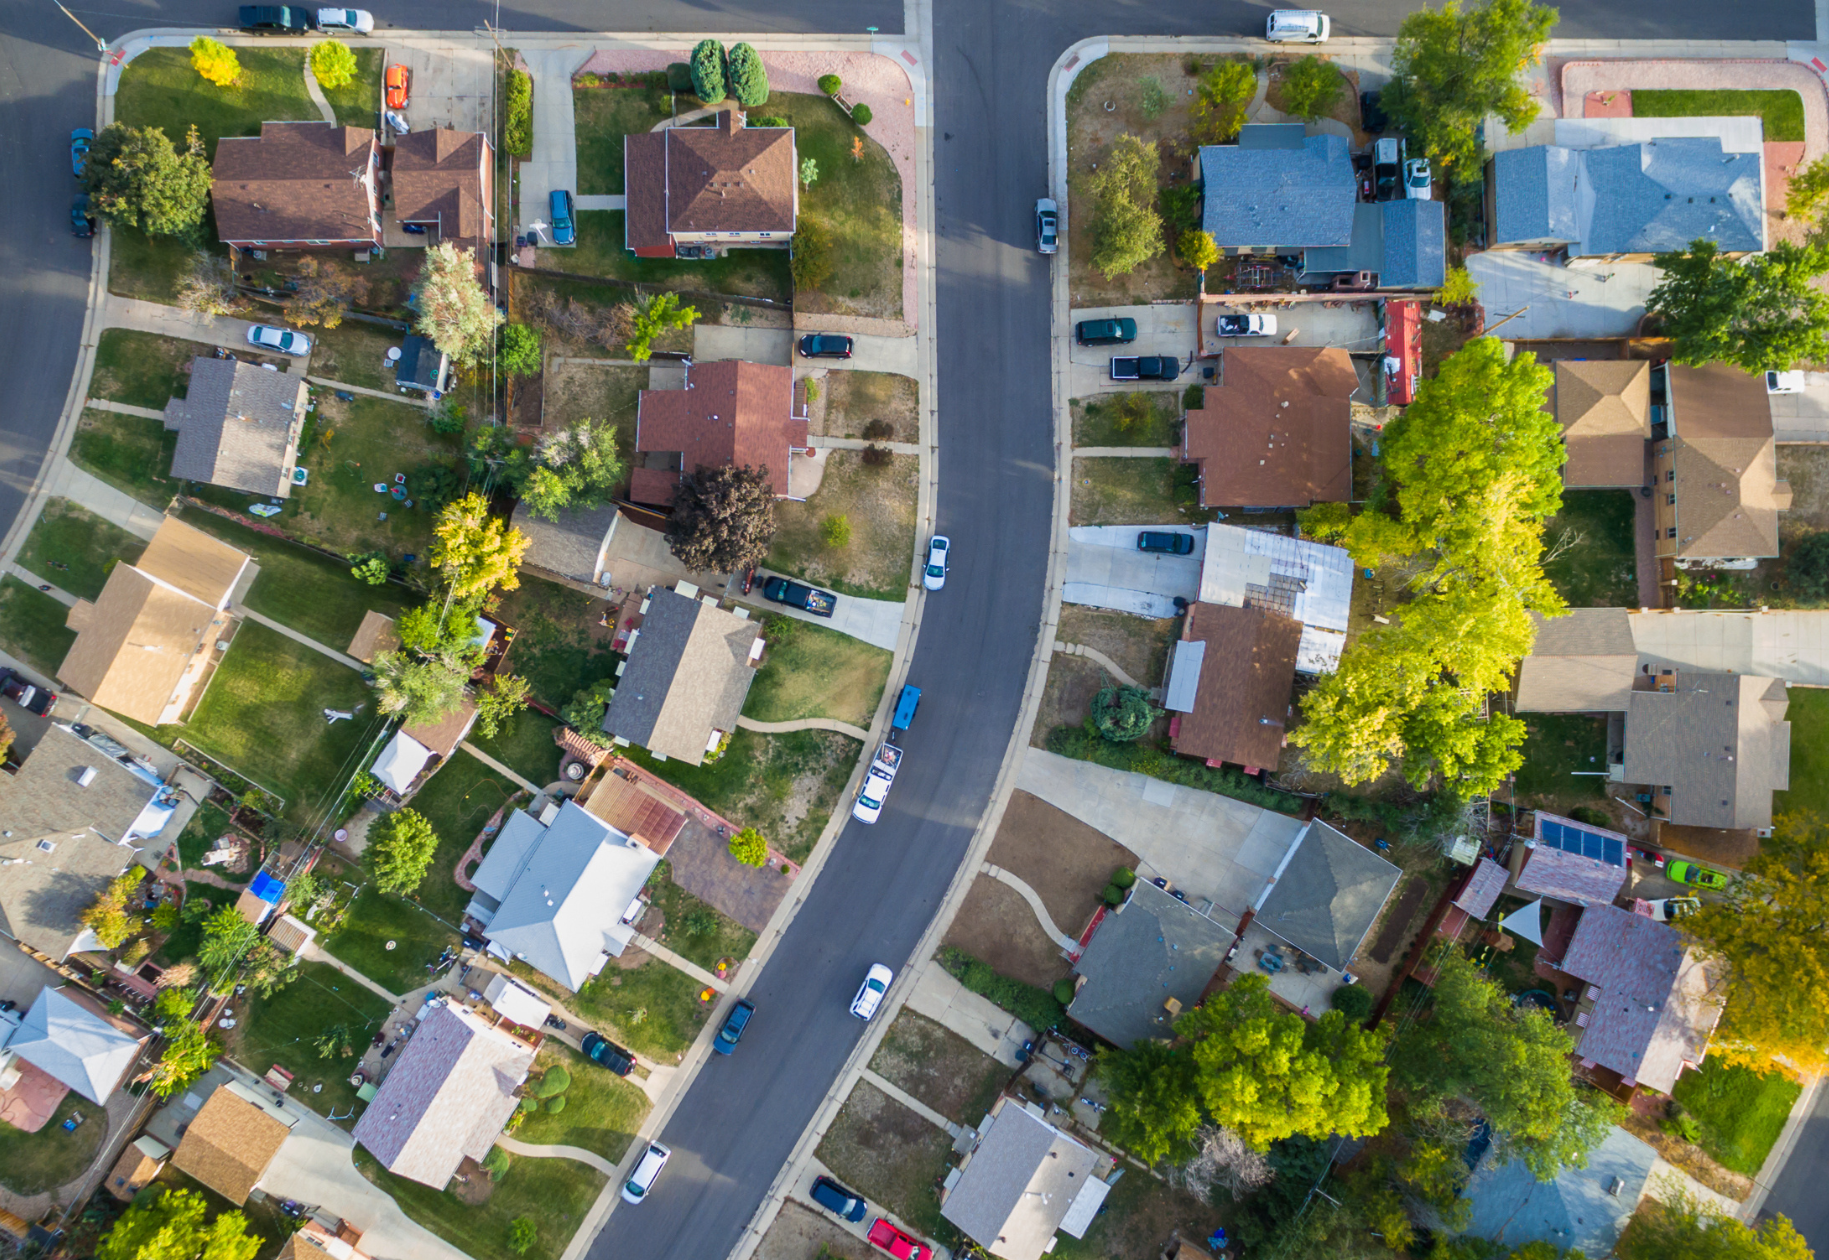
77, 767, 97, 787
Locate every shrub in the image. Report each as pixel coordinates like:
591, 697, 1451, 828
1045, 724, 1305, 816
1785, 530, 1829, 599
1330, 983, 1374, 1021
482, 1146, 510, 1179
1435, 265, 1481, 307
750, 116, 789, 128
938, 947, 1065, 1030
820, 514, 852, 548
500, 322, 541, 377
850, 102, 873, 126
862, 419, 893, 440
544, 1094, 567, 1114
504, 69, 532, 156
1182, 383, 1205, 410
1297, 500, 1352, 543
1191, 59, 1257, 144
1661, 1110, 1702, 1144
818, 73, 842, 96
1111, 867, 1137, 889
1139, 75, 1167, 119
1115, 392, 1154, 433
1161, 184, 1203, 235
666, 62, 694, 93
1279, 55, 1341, 121
726, 43, 769, 107
533, 1065, 571, 1097
190, 37, 240, 87
728, 827, 769, 867
151, 903, 180, 933
429, 399, 467, 435
1101, 883, 1126, 906
1052, 979, 1076, 1004
860, 443, 892, 467
1091, 685, 1163, 742
1568, 805, 1612, 829
1178, 229, 1220, 273
121, 938, 152, 967
349, 551, 388, 585
575, 72, 602, 88
508, 1219, 536, 1256
790, 216, 834, 290
690, 39, 727, 103
682, 906, 719, 936
311, 40, 358, 91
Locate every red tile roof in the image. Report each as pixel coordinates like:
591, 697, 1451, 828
1453, 857, 1508, 920
1182, 347, 1357, 508
635, 360, 805, 497
213, 123, 380, 246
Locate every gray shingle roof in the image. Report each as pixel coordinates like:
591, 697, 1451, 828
941, 1099, 1103, 1260
1200, 132, 1355, 248
1464, 1126, 1656, 1258
511, 502, 618, 585
1624, 672, 1789, 829
1491, 146, 1582, 246
164, 358, 307, 496
1068, 880, 1232, 1049
1253, 820, 1401, 970
602, 588, 760, 764
1379, 199, 1445, 289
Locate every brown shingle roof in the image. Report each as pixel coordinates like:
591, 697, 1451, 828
1667, 364, 1788, 559
212, 122, 380, 246
1625, 671, 1789, 829
623, 132, 669, 252
635, 360, 805, 498
403, 694, 478, 758
1553, 360, 1650, 488
665, 111, 796, 235
164, 358, 309, 496
580, 769, 687, 856
172, 1086, 291, 1204
391, 128, 494, 255
1182, 347, 1357, 508
347, 611, 400, 664
1169, 603, 1301, 768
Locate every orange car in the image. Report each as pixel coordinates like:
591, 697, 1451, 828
385, 64, 409, 110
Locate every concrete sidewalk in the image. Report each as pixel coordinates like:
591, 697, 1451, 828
903, 962, 1035, 1068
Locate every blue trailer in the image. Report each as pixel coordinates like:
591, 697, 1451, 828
891, 684, 922, 732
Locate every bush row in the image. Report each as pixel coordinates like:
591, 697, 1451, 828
937, 946, 1064, 1031
1044, 724, 1305, 815
504, 69, 532, 157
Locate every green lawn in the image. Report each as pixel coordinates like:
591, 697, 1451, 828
228, 960, 394, 1127
743, 616, 890, 727
108, 228, 230, 304
539, 211, 793, 301
173, 804, 254, 884
469, 709, 564, 787
0, 576, 77, 676
0, 1091, 107, 1194
647, 874, 758, 972
354, 1144, 605, 1260
322, 885, 459, 996
165, 620, 378, 822
70, 409, 182, 509
284, 395, 463, 563
1631, 89, 1805, 142
91, 329, 214, 411
115, 47, 318, 155
1511, 714, 1609, 810
1070, 456, 1208, 526
321, 48, 384, 129
1543, 489, 1638, 608
1671, 1060, 1802, 1176
18, 499, 145, 601
496, 576, 620, 709
572, 85, 671, 195
1072, 392, 1182, 447
517, 956, 710, 1063
400, 752, 522, 924
513, 1040, 650, 1163
306, 321, 404, 392
1777, 686, 1829, 819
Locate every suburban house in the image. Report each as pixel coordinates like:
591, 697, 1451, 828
162, 357, 311, 498
1180, 347, 1358, 509
630, 359, 811, 507
371, 698, 481, 796
1067, 879, 1233, 1048
1549, 359, 1651, 488
622, 110, 797, 258
1198, 524, 1355, 672
1163, 603, 1301, 771
103, 1135, 171, 1200
1509, 811, 1631, 907
463, 799, 661, 991
2, 987, 146, 1107
512, 502, 621, 590
390, 127, 494, 256
1300, 198, 1447, 290
212, 122, 382, 251
347, 610, 401, 665
1198, 126, 1355, 253
394, 335, 449, 397
351, 1000, 534, 1189
0, 724, 180, 961
59, 516, 256, 725
279, 1220, 374, 1260
940, 1096, 1114, 1260
1514, 608, 1640, 713
1654, 363, 1789, 567
171, 1084, 293, 1204
1250, 820, 1402, 972
601, 585, 764, 765
1461, 1126, 1656, 1257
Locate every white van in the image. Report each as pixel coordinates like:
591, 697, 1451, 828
850, 964, 894, 1021
1266, 10, 1330, 42
622, 1142, 671, 1205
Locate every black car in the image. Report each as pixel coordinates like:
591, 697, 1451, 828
798, 333, 854, 359
712, 1000, 754, 1055
809, 1175, 868, 1223
239, 5, 314, 31
761, 576, 836, 617
1360, 90, 1389, 133
1137, 531, 1195, 555
1109, 355, 1179, 382
0, 671, 55, 716
1075, 317, 1137, 346
580, 1031, 634, 1076
70, 194, 95, 238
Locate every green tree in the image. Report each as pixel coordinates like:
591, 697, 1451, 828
521, 417, 628, 520
625, 292, 699, 363
368, 808, 441, 897
791, 216, 835, 289
508, 1219, 537, 1256
198, 906, 259, 976
396, 600, 482, 655
1178, 229, 1219, 273
500, 323, 542, 376
1786, 155, 1829, 225
148, 1021, 221, 1099
97, 1188, 259, 1260
561, 680, 616, 747
1383, 0, 1556, 174
81, 868, 146, 950
1785, 531, 1829, 599
1648, 238, 1829, 373
504, 70, 532, 156
1280, 56, 1341, 121
818, 73, 842, 96
689, 39, 727, 103
726, 43, 769, 106
851, 103, 873, 126
1618, 1189, 1811, 1260
414, 242, 503, 368
285, 871, 323, 916
315, 1024, 356, 1059
152, 986, 192, 1026
1089, 133, 1164, 279
1090, 686, 1163, 743
800, 157, 820, 188
474, 674, 531, 740
349, 551, 389, 585
310, 39, 357, 90
189, 37, 240, 87
1097, 1039, 1202, 1164
1436, 265, 1481, 306
1296, 500, 1352, 543
728, 827, 769, 867
373, 649, 476, 725
1190, 59, 1257, 144
84, 123, 212, 238
432, 492, 528, 598
665, 464, 777, 573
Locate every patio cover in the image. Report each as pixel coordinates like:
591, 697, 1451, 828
1501, 899, 1546, 946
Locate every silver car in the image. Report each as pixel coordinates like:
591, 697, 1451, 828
246, 325, 312, 356
1035, 198, 1058, 254
922, 535, 950, 591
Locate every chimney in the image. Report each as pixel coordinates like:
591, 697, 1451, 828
721, 109, 742, 136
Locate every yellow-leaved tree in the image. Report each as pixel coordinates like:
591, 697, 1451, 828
190, 37, 241, 87
431, 493, 528, 600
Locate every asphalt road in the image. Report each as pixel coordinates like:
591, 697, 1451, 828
1760, 1081, 1829, 1247
1, 0, 1821, 1257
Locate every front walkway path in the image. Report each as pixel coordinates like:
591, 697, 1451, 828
902, 963, 1035, 1069
1070, 446, 1176, 458
857, 1066, 972, 1143
302, 59, 335, 124
809, 436, 922, 456
1053, 641, 1151, 692
85, 398, 165, 421
735, 714, 871, 741
629, 932, 729, 994
497, 1135, 618, 1176
459, 741, 541, 793
980, 862, 1077, 951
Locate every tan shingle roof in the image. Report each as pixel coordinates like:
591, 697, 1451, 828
403, 694, 478, 758
165, 358, 309, 497
1625, 671, 1789, 829
1553, 360, 1650, 488
1515, 608, 1640, 712
1667, 364, 1788, 559
1182, 347, 1357, 508
602, 588, 761, 764
212, 123, 380, 246
172, 1086, 291, 1204
347, 611, 400, 664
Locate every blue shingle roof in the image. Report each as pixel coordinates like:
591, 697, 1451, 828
1380, 199, 1445, 289
1463, 1126, 1656, 1258
1200, 133, 1356, 248
1491, 146, 1583, 246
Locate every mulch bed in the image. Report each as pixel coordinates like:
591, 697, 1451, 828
1368, 876, 1431, 964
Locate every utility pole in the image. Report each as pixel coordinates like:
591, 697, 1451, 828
52, 0, 106, 52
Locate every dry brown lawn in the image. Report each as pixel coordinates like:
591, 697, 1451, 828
542, 359, 647, 457
756, 1201, 879, 1260
1033, 653, 1108, 749
768, 451, 917, 601
1069, 457, 1199, 526
868, 1010, 1011, 1126
942, 877, 1072, 988
821, 370, 919, 442
1058, 606, 1177, 685
988, 790, 1139, 937
814, 1080, 955, 1237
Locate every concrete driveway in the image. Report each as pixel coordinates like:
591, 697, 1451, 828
695, 324, 794, 365
1199, 300, 1383, 357
385, 43, 494, 137
1068, 303, 1195, 398
516, 50, 591, 243
1063, 525, 1202, 616
729, 570, 905, 651
1771, 372, 1829, 442
812, 332, 917, 377
0, 947, 65, 1011
1463, 251, 1661, 340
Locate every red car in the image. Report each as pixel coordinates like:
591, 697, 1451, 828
867, 1220, 926, 1260
385, 64, 410, 110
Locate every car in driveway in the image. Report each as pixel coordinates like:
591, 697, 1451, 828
798, 333, 854, 359
1035, 198, 1058, 254
1137, 531, 1194, 555
712, 1000, 754, 1055
761, 576, 836, 616
580, 1031, 634, 1076
1216, 313, 1277, 337
851, 963, 894, 1021
867, 1219, 928, 1260
70, 194, 94, 238
1404, 158, 1433, 200
1648, 896, 1700, 923
316, 7, 374, 31
1075, 317, 1136, 346
247, 325, 312, 356
621, 1141, 671, 1205
549, 189, 575, 246
1109, 355, 1179, 382
70, 129, 92, 179
1265, 8, 1330, 41
385, 63, 410, 109
1667, 861, 1730, 891
0, 671, 55, 717
922, 535, 950, 591
239, 5, 314, 31
809, 1175, 868, 1223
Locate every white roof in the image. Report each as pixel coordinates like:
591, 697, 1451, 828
373, 730, 434, 793
481, 973, 552, 1028
1163, 640, 1204, 712
11, 987, 142, 1103
1198, 525, 1354, 632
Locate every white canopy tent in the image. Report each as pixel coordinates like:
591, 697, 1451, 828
1500, 898, 1546, 946
373, 730, 434, 793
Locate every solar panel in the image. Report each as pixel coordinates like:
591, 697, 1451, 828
1537, 817, 1627, 867
1541, 821, 1564, 847
1605, 839, 1624, 866
1583, 832, 1604, 860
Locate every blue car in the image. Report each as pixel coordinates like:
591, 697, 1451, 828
549, 189, 575, 246
712, 999, 754, 1055
70, 194, 94, 238
71, 128, 92, 179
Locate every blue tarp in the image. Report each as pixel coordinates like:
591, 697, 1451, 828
249, 870, 286, 905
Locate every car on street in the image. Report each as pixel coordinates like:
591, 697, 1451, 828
851, 963, 894, 1021
1648, 896, 1700, 923
712, 1000, 754, 1056
891, 684, 921, 732
809, 1175, 868, 1223
70, 194, 94, 238
0, 671, 55, 716
1404, 157, 1433, 200
851, 744, 902, 824
1265, 9, 1330, 41
385, 63, 410, 109
1667, 861, 1730, 891
762, 576, 837, 616
867, 1219, 928, 1260
1035, 197, 1058, 254
798, 333, 854, 359
549, 189, 575, 246
1075, 317, 1136, 346
621, 1141, 671, 1205
580, 1031, 634, 1076
70, 128, 92, 179
316, 7, 374, 31
1137, 531, 1194, 555
247, 325, 312, 356
1109, 355, 1179, 382
922, 535, 950, 591
239, 6, 314, 31
1216, 313, 1277, 337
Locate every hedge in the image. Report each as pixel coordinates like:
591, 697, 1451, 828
504, 69, 532, 156
938, 946, 1065, 1031
1044, 724, 1304, 815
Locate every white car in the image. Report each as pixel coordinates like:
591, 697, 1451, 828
850, 964, 894, 1021
316, 8, 374, 31
1215, 312, 1277, 337
1266, 9, 1330, 42
923, 535, 950, 591
247, 325, 312, 356
1768, 370, 1807, 394
621, 1141, 670, 1204
851, 762, 896, 825
1404, 158, 1433, 200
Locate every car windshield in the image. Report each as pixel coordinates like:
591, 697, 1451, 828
926, 563, 943, 576
868, 979, 885, 993
625, 1181, 645, 1198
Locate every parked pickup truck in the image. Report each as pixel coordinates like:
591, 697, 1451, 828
851, 743, 903, 825
762, 576, 837, 617
1110, 356, 1180, 382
